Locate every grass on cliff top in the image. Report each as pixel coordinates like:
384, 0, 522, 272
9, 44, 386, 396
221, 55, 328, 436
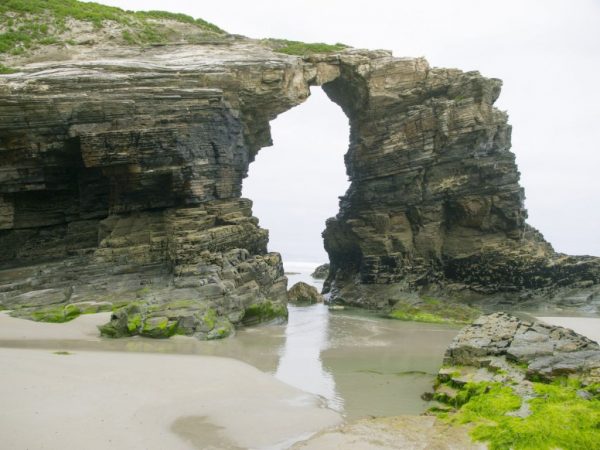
265, 39, 349, 56
0, 63, 17, 73
435, 379, 600, 450
0, 0, 225, 56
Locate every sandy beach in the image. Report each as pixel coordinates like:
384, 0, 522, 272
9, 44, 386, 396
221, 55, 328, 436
1, 310, 599, 450
0, 313, 341, 450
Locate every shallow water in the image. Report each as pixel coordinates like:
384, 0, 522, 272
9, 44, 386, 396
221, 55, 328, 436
0, 262, 459, 420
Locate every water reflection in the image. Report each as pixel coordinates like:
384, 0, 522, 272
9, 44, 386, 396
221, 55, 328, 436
0, 263, 460, 420
275, 304, 342, 411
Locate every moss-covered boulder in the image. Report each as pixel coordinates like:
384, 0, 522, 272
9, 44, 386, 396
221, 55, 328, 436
241, 300, 288, 326
98, 300, 235, 340
288, 282, 323, 304
310, 263, 330, 280
428, 313, 600, 449
98, 302, 146, 337
388, 296, 479, 324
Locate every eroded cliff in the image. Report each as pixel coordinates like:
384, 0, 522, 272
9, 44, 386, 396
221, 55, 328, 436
1, 8, 599, 337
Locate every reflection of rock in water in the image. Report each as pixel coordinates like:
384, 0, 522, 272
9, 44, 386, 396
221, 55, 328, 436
275, 304, 343, 411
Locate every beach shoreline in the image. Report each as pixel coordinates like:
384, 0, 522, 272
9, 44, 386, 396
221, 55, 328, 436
0, 312, 341, 450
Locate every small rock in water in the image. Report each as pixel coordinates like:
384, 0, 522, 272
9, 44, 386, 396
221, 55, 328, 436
288, 282, 323, 304
310, 263, 330, 279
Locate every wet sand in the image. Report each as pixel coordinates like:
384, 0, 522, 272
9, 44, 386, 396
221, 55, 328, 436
0, 313, 340, 450
3, 304, 598, 450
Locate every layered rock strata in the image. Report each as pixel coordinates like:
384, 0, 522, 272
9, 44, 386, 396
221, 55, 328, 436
0, 41, 308, 337
1, 34, 599, 335
444, 313, 600, 383
316, 53, 600, 310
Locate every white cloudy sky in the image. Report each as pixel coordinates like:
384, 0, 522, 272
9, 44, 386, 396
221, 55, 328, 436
95, 0, 600, 262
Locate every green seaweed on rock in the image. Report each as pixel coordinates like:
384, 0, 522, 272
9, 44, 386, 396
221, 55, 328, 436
242, 300, 287, 326
433, 378, 600, 450
388, 296, 479, 325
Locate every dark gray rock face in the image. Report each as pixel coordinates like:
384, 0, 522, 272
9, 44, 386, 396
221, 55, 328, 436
1, 37, 599, 336
445, 312, 600, 383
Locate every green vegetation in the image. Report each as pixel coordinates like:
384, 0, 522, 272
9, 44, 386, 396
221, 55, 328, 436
0, 63, 17, 73
126, 313, 142, 332
27, 302, 110, 322
141, 316, 178, 338
202, 308, 217, 329
0, 0, 225, 56
388, 296, 479, 324
53, 351, 72, 355
242, 300, 288, 325
434, 378, 600, 450
266, 39, 348, 56
206, 320, 233, 340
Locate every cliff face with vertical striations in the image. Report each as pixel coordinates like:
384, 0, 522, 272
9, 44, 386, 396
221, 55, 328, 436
0, 13, 598, 337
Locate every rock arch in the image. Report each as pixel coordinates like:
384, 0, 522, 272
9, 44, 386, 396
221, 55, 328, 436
0, 41, 598, 336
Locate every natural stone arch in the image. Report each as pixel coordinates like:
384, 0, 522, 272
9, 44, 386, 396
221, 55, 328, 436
0, 41, 598, 337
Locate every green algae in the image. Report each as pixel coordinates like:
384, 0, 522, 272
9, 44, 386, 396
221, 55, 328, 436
388, 296, 479, 325
126, 313, 142, 332
434, 378, 600, 450
0, 64, 17, 73
242, 300, 287, 326
25, 302, 113, 323
141, 316, 178, 338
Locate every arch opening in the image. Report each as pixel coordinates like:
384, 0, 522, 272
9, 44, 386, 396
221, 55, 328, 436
242, 86, 350, 274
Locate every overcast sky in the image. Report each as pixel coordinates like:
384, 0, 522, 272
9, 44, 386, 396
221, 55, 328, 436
95, 0, 600, 261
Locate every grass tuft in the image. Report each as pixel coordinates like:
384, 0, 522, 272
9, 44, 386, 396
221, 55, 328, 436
0, 64, 17, 73
265, 39, 348, 56
0, 0, 226, 56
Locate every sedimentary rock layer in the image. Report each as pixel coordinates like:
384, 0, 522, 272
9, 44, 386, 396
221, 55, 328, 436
314, 53, 600, 309
1, 34, 598, 335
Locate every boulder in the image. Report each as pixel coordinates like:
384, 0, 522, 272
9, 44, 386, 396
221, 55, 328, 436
311, 263, 330, 279
288, 282, 323, 304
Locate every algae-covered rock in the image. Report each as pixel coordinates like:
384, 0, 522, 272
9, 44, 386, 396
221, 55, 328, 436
310, 264, 330, 280
241, 300, 288, 326
98, 302, 146, 338
98, 300, 236, 340
19, 301, 114, 323
141, 316, 178, 338
288, 282, 323, 304
431, 313, 600, 449
388, 296, 479, 325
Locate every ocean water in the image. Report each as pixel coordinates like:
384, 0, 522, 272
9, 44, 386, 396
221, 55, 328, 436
283, 261, 325, 292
